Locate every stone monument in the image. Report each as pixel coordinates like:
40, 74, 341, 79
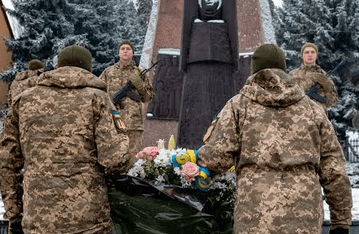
142, 0, 277, 148
177, 0, 238, 149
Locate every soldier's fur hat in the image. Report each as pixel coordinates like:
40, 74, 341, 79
251, 44, 286, 74
118, 40, 134, 53
301, 43, 318, 55
57, 45, 92, 72
28, 59, 44, 70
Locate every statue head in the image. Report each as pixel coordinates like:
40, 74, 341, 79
199, 0, 222, 12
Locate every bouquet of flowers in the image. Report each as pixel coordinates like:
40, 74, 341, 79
128, 146, 236, 194
126, 145, 237, 227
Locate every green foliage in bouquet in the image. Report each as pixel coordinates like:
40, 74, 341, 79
142, 160, 182, 186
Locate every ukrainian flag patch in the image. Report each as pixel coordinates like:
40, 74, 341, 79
113, 111, 126, 132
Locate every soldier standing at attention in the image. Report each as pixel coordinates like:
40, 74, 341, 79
289, 42, 339, 112
0, 45, 132, 234
99, 40, 154, 156
198, 44, 352, 234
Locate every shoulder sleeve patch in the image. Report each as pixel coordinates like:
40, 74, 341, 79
113, 111, 127, 132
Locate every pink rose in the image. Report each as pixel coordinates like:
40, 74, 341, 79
135, 151, 145, 159
136, 146, 160, 161
181, 162, 200, 182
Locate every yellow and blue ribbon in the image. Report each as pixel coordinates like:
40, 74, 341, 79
195, 167, 210, 191
171, 149, 198, 167
171, 149, 211, 191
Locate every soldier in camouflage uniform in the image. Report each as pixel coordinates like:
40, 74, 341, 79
99, 40, 154, 156
0, 80, 8, 111
198, 44, 352, 234
289, 43, 338, 112
0, 45, 133, 234
8, 59, 44, 106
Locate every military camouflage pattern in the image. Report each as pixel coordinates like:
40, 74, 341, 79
127, 130, 144, 159
289, 64, 339, 110
198, 68, 352, 234
8, 70, 41, 106
0, 66, 133, 234
0, 80, 8, 110
99, 61, 154, 131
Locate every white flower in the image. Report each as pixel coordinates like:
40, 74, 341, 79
125, 148, 236, 192
154, 149, 172, 166
155, 175, 165, 185
173, 167, 181, 176
135, 159, 145, 167
225, 173, 236, 186
175, 148, 187, 155
126, 159, 147, 178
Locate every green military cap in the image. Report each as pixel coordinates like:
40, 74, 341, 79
57, 45, 92, 72
28, 59, 44, 70
301, 42, 318, 55
251, 44, 286, 74
118, 40, 134, 53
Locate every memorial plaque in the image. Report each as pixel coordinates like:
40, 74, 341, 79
147, 52, 183, 120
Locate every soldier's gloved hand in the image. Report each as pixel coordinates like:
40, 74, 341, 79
8, 215, 24, 234
329, 227, 349, 234
314, 73, 331, 93
130, 74, 144, 90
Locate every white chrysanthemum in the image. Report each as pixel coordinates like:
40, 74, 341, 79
173, 166, 181, 176
127, 165, 146, 178
127, 159, 146, 178
134, 159, 145, 167
154, 149, 172, 166
225, 173, 236, 186
155, 175, 165, 185
125, 148, 236, 192
175, 148, 187, 155
127, 167, 138, 177
210, 181, 227, 190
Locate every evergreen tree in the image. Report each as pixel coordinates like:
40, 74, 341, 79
4, 0, 83, 71
268, 0, 276, 19
274, 0, 359, 142
67, 0, 148, 75
137, 0, 153, 28
0, 0, 150, 81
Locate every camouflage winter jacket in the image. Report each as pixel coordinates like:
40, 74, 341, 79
198, 69, 352, 234
0, 66, 132, 234
8, 70, 41, 106
289, 64, 339, 110
99, 61, 154, 130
